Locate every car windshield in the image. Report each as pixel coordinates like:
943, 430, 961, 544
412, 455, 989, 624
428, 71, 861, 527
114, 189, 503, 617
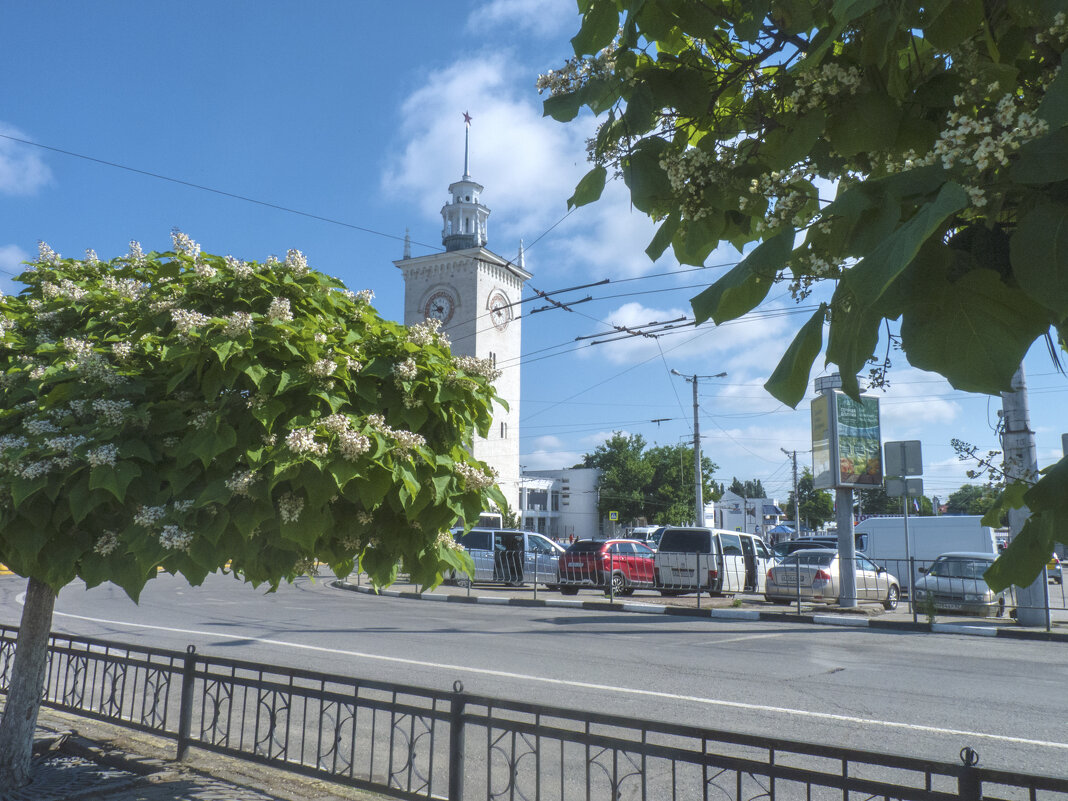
927, 558, 991, 579
779, 552, 835, 567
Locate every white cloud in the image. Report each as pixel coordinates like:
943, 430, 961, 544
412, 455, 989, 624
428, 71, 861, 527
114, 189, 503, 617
383, 53, 592, 259
578, 299, 801, 368
0, 125, 51, 195
873, 368, 963, 434
0, 244, 29, 275
467, 0, 577, 37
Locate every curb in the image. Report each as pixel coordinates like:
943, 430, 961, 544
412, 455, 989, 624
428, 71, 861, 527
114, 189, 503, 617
332, 580, 1068, 642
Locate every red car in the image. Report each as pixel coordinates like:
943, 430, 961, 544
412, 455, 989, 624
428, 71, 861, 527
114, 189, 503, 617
557, 539, 656, 596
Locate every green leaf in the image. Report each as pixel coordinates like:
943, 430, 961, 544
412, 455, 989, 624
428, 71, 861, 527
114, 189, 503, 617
691, 229, 793, 325
645, 213, 680, 262
10, 475, 48, 507
543, 92, 584, 123
844, 181, 968, 310
244, 362, 268, 388
570, 0, 619, 55
89, 462, 142, 503
568, 166, 608, 209
825, 284, 882, 398
981, 480, 1028, 527
1037, 61, 1068, 129
901, 269, 1051, 393
984, 511, 1060, 593
826, 93, 902, 157
622, 138, 673, 215
764, 304, 826, 407
1011, 127, 1068, 185
1011, 203, 1068, 312
924, 0, 984, 50
671, 214, 724, 267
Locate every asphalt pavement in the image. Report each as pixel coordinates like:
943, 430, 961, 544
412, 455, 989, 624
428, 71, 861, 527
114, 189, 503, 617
3, 570, 1066, 800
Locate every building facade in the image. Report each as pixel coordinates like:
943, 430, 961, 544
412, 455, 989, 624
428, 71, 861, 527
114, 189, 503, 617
519, 467, 601, 542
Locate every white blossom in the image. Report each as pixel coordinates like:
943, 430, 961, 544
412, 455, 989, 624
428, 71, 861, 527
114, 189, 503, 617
171, 308, 212, 336
266, 297, 293, 323
285, 249, 309, 275
94, 531, 119, 556
86, 443, 119, 467
93, 399, 132, 427
277, 492, 304, 523
225, 469, 258, 497
159, 524, 193, 551
171, 228, 201, 259
37, 241, 61, 264
223, 311, 254, 336
134, 505, 167, 528
308, 358, 337, 377
392, 358, 418, 381
286, 427, 328, 456
225, 255, 254, 279
338, 430, 371, 460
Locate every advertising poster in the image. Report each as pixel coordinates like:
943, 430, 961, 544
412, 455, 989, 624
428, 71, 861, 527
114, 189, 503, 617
810, 394, 834, 490
834, 392, 882, 487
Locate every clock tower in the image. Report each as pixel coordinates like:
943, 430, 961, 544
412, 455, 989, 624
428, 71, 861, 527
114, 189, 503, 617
395, 114, 530, 513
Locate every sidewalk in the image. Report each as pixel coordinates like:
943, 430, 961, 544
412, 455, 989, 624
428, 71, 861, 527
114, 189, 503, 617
335, 575, 1068, 642
2, 704, 383, 801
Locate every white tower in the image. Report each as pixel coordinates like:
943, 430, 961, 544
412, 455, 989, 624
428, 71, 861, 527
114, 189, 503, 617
395, 113, 530, 513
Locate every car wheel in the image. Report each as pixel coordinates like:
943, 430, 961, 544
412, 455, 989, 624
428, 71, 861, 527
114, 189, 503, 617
659, 590, 680, 597
455, 576, 472, 589
559, 586, 579, 596
766, 597, 791, 606
883, 584, 899, 611
610, 572, 627, 596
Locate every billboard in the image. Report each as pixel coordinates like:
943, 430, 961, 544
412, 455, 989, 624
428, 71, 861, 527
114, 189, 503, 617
811, 391, 882, 489
811, 394, 834, 490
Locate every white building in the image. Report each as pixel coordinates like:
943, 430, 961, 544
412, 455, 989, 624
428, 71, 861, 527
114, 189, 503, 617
394, 119, 530, 511
713, 490, 785, 539
520, 467, 601, 542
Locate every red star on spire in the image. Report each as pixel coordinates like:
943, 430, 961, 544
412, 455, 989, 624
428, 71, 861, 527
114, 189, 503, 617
463, 111, 473, 125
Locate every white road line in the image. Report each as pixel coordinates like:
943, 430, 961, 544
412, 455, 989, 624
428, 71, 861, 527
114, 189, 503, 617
693, 633, 786, 645
47, 608, 1068, 753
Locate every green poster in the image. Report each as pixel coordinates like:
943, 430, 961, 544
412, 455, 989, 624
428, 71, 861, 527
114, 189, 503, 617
834, 392, 882, 486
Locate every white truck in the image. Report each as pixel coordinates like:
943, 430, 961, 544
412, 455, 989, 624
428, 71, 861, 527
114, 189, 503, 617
854, 515, 999, 590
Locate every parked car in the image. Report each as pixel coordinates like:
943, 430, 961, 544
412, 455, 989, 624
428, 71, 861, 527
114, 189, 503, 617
764, 548, 900, 610
653, 528, 770, 596
558, 539, 655, 595
1048, 553, 1062, 584
912, 552, 1011, 617
450, 528, 564, 587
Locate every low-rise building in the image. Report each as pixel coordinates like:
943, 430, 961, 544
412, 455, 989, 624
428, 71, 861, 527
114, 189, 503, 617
519, 467, 601, 542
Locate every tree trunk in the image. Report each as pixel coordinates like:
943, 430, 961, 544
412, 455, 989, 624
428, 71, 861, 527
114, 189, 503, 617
0, 576, 57, 789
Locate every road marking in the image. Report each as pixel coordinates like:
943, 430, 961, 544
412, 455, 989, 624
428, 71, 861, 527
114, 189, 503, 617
694, 633, 786, 645
44, 606, 1068, 753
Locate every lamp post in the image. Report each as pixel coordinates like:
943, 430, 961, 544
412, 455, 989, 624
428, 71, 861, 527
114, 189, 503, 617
671, 369, 727, 527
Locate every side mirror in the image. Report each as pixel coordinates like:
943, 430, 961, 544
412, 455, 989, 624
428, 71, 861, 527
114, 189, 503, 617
876, 566, 886, 574
917, 567, 928, 574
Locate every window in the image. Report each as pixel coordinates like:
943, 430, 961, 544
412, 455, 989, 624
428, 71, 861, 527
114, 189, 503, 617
720, 533, 743, 556
500, 421, 507, 438
551, 492, 559, 511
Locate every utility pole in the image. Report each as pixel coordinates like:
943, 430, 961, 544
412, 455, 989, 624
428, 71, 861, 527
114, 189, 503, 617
1001, 365, 1049, 628
782, 448, 799, 538
671, 369, 727, 527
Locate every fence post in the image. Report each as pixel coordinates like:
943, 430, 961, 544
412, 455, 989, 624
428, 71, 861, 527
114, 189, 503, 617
176, 644, 197, 761
958, 747, 981, 801
449, 680, 467, 801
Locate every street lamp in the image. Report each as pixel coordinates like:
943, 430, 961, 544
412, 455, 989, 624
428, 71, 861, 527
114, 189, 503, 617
670, 369, 727, 527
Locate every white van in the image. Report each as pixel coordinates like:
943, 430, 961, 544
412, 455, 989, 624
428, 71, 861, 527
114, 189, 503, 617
853, 515, 998, 589
653, 527, 771, 595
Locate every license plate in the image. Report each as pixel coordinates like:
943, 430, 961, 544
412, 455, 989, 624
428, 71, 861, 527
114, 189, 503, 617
567, 561, 583, 568
671, 567, 694, 576
939, 602, 962, 610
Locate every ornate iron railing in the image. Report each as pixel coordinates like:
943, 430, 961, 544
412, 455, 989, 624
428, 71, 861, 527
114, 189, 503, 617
2, 624, 1067, 800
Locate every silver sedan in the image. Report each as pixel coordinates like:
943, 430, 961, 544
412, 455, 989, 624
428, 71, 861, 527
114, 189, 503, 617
911, 551, 1010, 617
764, 548, 900, 610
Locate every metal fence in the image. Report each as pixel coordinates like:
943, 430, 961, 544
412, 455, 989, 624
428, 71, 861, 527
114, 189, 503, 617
3, 624, 1068, 800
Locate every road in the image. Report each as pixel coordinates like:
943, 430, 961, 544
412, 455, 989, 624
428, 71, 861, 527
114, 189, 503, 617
1, 570, 1065, 778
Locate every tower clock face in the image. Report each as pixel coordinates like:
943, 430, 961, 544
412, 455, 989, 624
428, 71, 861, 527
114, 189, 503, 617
424, 291, 455, 324
488, 291, 513, 331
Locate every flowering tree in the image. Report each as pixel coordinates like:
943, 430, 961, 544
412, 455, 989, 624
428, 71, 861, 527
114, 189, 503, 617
0, 233, 504, 787
542, 0, 1068, 589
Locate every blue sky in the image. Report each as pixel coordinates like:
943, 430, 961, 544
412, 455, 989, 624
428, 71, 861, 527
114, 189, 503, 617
2, 1, 1065, 509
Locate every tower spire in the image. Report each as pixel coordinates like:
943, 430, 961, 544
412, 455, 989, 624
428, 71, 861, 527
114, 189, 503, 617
463, 110, 472, 179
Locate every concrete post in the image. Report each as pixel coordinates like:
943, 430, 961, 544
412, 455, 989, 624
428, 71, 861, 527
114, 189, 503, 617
1001, 365, 1048, 627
